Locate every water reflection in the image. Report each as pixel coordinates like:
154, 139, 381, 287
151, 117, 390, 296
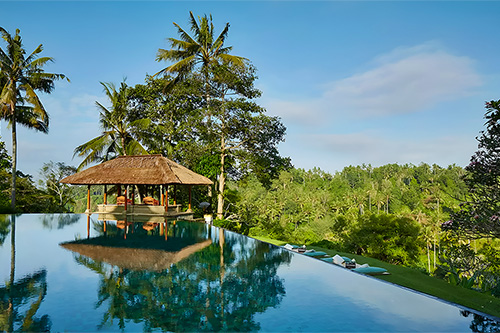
0, 216, 51, 332
0, 215, 10, 246
461, 310, 500, 332
39, 214, 81, 230
61, 219, 291, 331
0, 214, 498, 331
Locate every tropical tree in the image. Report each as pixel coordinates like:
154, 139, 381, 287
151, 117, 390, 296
208, 63, 289, 219
128, 75, 204, 164
156, 13, 289, 218
38, 161, 77, 212
74, 81, 149, 170
155, 11, 246, 97
0, 27, 67, 210
446, 100, 500, 238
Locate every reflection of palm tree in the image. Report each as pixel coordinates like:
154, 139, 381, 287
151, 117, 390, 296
39, 213, 81, 230
0, 214, 10, 246
72, 223, 291, 331
0, 216, 51, 331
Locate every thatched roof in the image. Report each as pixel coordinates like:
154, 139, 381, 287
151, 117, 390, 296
60, 154, 213, 186
60, 237, 212, 271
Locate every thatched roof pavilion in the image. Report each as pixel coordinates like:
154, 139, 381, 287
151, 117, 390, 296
60, 155, 213, 215
60, 154, 213, 186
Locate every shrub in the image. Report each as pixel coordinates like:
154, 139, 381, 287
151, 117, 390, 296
345, 213, 422, 265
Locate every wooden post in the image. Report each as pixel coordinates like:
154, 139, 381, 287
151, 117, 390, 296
164, 185, 169, 213
188, 185, 192, 212
161, 185, 164, 206
158, 185, 161, 206
124, 186, 128, 212
86, 185, 91, 213
173, 185, 177, 205
104, 185, 107, 205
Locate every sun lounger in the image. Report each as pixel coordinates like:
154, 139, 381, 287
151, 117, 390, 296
303, 250, 327, 257
352, 266, 389, 275
283, 244, 307, 252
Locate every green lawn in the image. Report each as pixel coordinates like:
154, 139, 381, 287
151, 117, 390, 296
252, 236, 500, 319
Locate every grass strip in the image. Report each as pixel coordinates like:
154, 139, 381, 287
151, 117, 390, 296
252, 236, 500, 319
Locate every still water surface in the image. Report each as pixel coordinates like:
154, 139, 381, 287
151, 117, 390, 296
0, 214, 498, 332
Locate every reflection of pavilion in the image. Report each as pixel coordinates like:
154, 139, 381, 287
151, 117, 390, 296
60, 229, 213, 271
97, 213, 169, 223
60, 155, 213, 218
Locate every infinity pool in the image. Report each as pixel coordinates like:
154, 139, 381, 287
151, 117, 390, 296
0, 214, 498, 331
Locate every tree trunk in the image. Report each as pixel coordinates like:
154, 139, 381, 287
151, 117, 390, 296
217, 150, 225, 220
433, 236, 436, 269
10, 106, 17, 211
427, 242, 431, 274
121, 136, 127, 156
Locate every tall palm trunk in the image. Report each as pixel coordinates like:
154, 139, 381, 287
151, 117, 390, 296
10, 101, 16, 210
217, 102, 227, 220
217, 148, 226, 220
121, 135, 127, 156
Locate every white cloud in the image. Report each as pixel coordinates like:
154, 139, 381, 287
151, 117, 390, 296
326, 51, 481, 117
265, 43, 482, 125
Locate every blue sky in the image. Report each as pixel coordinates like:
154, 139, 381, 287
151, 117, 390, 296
2, 1, 500, 179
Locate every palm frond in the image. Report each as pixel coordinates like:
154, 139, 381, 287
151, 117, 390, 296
129, 118, 151, 130
23, 45, 45, 67
15, 105, 49, 133
163, 55, 196, 74
173, 22, 197, 46
168, 38, 197, 54
156, 47, 196, 63
125, 140, 148, 156
189, 11, 201, 40
20, 83, 49, 122
212, 23, 230, 53
74, 134, 111, 157
217, 46, 234, 55
218, 53, 247, 67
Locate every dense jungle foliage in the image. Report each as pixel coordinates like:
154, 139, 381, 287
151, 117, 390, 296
224, 164, 464, 265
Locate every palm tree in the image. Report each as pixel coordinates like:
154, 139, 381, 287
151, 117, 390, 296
156, 13, 248, 219
74, 81, 149, 170
155, 11, 246, 97
0, 27, 67, 210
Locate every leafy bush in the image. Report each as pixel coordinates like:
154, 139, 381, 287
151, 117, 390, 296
437, 242, 500, 297
345, 213, 422, 265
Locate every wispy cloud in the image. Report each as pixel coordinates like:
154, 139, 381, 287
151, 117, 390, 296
265, 43, 482, 125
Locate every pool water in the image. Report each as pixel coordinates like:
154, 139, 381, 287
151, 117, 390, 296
0, 214, 498, 332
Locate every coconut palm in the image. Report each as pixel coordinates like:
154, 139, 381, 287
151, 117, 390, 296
74, 81, 149, 170
0, 27, 67, 210
155, 11, 246, 95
